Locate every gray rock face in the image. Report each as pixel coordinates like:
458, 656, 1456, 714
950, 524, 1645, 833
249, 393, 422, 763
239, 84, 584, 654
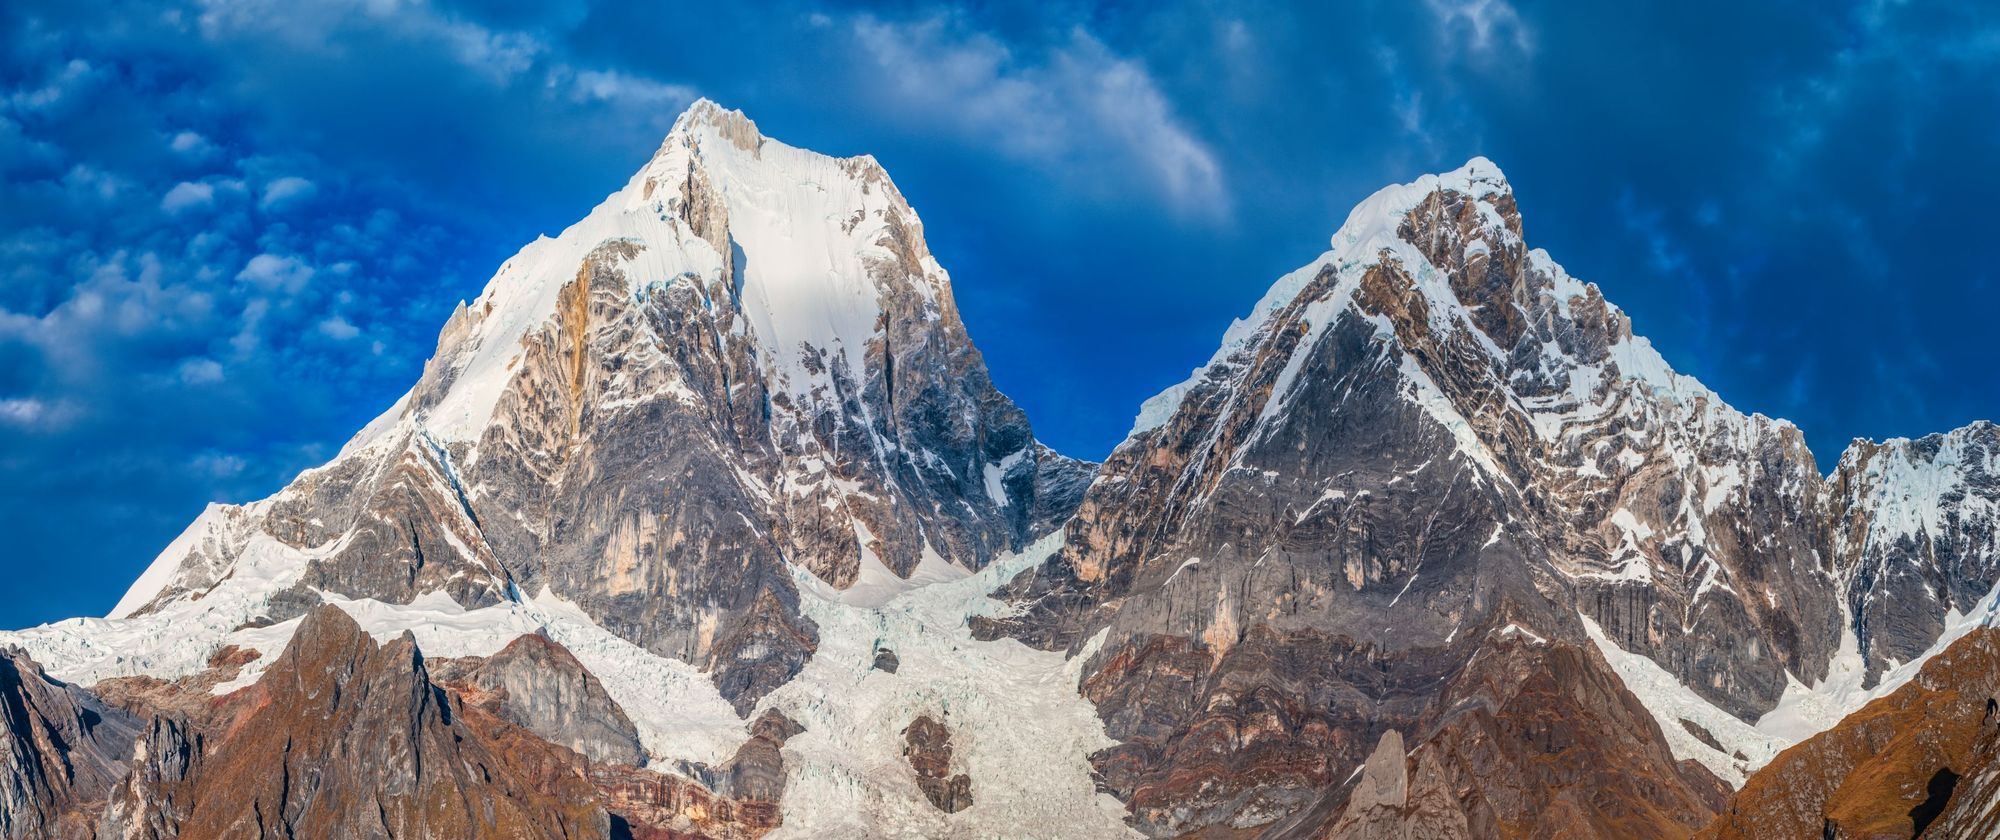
1828, 421, 2000, 684
130, 605, 613, 840
95, 715, 202, 840
1337, 729, 1408, 824
438, 633, 646, 767
0, 647, 139, 840
109, 99, 1090, 714
715, 710, 804, 803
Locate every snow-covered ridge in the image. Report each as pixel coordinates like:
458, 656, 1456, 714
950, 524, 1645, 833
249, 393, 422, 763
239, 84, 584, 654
1835, 420, 2000, 551
348, 98, 939, 451
1126, 155, 1766, 448
1127, 157, 1514, 439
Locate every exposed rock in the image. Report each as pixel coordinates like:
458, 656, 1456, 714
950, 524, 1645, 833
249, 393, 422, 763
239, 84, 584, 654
0, 647, 138, 840
871, 647, 899, 674
1827, 421, 2000, 686
141, 605, 611, 839
588, 762, 777, 840
96, 715, 202, 840
1325, 729, 1410, 838
91, 645, 258, 728
901, 714, 972, 814
714, 710, 803, 804
1345, 631, 1727, 839
437, 632, 646, 766
1699, 628, 2000, 840
982, 159, 1778, 835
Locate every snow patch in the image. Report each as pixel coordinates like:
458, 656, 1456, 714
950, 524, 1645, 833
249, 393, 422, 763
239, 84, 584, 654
1581, 613, 1786, 786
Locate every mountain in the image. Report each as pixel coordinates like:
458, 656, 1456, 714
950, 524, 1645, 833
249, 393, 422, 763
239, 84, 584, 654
1, 101, 1996, 838
974, 156, 2000, 834
53, 97, 1088, 715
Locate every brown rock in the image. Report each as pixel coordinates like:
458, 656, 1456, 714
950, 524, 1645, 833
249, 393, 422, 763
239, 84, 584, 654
902, 714, 973, 814
158, 605, 611, 839
1700, 628, 2000, 840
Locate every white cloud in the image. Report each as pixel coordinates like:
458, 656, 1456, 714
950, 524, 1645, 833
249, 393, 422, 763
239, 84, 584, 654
317, 314, 361, 340
8, 59, 96, 114
849, 16, 1226, 215
190, 451, 247, 479
0, 397, 48, 426
260, 176, 316, 210
236, 253, 315, 294
63, 165, 127, 202
564, 69, 697, 108
161, 181, 217, 214
176, 357, 225, 385
0, 396, 77, 431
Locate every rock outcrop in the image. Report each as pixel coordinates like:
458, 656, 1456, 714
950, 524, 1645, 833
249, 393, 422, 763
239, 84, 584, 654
1827, 422, 2000, 685
120, 606, 611, 839
0, 647, 138, 840
714, 710, 802, 804
1320, 631, 1728, 839
436, 632, 646, 766
96, 715, 202, 840
901, 714, 973, 814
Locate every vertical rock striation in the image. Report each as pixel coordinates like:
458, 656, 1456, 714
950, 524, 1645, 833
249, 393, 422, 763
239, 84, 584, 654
0, 647, 138, 840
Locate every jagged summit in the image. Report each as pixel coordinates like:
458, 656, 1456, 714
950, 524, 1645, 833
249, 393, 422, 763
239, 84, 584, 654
670, 97, 765, 150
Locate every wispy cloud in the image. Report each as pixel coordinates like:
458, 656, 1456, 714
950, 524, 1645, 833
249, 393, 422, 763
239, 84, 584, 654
1424, 0, 1534, 58
847, 14, 1226, 216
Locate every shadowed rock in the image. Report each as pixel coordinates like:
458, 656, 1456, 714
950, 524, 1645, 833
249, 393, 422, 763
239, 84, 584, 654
441, 632, 646, 767
0, 646, 138, 840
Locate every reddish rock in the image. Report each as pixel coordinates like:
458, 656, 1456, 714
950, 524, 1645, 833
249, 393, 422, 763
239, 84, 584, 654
130, 605, 611, 839
902, 714, 973, 814
1700, 628, 2000, 840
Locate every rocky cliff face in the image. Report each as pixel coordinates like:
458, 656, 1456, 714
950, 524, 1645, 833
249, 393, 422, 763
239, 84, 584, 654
0, 648, 138, 840
978, 158, 1998, 835
1827, 421, 2000, 686
118, 605, 611, 840
433, 633, 647, 767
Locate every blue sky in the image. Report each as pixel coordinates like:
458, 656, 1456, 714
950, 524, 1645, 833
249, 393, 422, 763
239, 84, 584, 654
2, 0, 1997, 629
